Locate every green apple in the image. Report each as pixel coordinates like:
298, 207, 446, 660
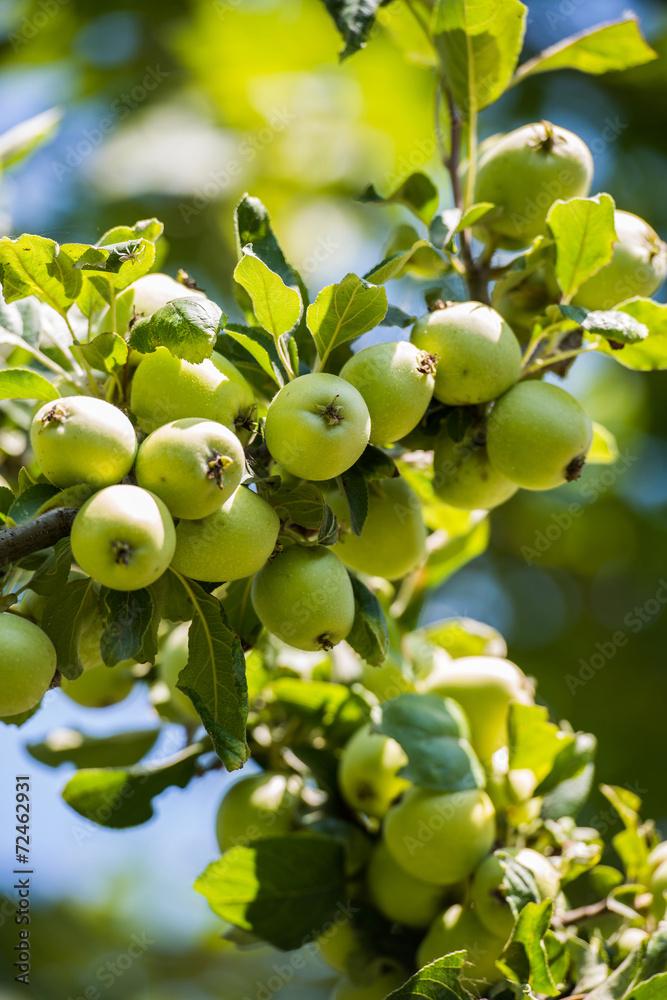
492, 267, 561, 344
0, 613, 56, 715
171, 486, 280, 582
384, 787, 496, 885
251, 545, 355, 651
30, 396, 136, 489
129, 272, 206, 320
486, 381, 593, 490
215, 771, 299, 852
61, 663, 135, 707
135, 418, 245, 519
18, 589, 48, 623
367, 839, 444, 928
411, 302, 522, 406
157, 623, 199, 722
422, 654, 534, 764
329, 477, 426, 580
650, 859, 667, 919
572, 210, 667, 310
474, 122, 593, 248
71, 485, 176, 591
130, 346, 256, 441
471, 849, 560, 939
331, 969, 407, 1000
433, 431, 518, 510
264, 374, 371, 481
316, 919, 363, 975
338, 723, 410, 819
339, 341, 436, 445
360, 657, 415, 702
417, 904, 505, 985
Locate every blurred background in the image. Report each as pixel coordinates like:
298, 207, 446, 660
2, 0, 667, 996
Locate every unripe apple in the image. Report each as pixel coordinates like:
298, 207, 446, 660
328, 477, 426, 580
129, 273, 206, 320
572, 210, 667, 311
0, 613, 56, 715
316, 919, 362, 974
71, 485, 176, 591
411, 302, 522, 406
61, 662, 135, 707
171, 486, 280, 582
486, 381, 593, 491
339, 341, 436, 444
264, 374, 371, 481
360, 657, 415, 702
384, 787, 496, 885
157, 622, 199, 723
433, 432, 518, 510
471, 848, 560, 939
473, 122, 593, 248
215, 771, 299, 852
650, 859, 667, 920
30, 396, 136, 489
422, 654, 534, 764
331, 968, 407, 1000
251, 545, 355, 651
417, 904, 505, 984
130, 346, 256, 441
135, 418, 245, 520
338, 723, 410, 819
367, 839, 444, 928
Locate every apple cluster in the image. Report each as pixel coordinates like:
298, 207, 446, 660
208, 646, 667, 998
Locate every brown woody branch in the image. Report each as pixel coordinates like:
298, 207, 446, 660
0, 508, 78, 569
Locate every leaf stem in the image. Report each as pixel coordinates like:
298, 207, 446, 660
64, 315, 101, 397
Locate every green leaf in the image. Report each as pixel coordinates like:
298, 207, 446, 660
0, 107, 62, 170
175, 578, 249, 770
345, 573, 389, 667
222, 324, 284, 386
541, 761, 595, 822
588, 423, 619, 465
80, 333, 129, 373
318, 503, 339, 546
358, 172, 439, 226
0, 368, 59, 402
220, 577, 263, 648
337, 466, 369, 536
194, 836, 346, 950
512, 15, 657, 85
424, 517, 490, 587
0, 235, 82, 312
560, 304, 648, 345
414, 617, 507, 659
626, 973, 667, 1000
0, 486, 15, 516
100, 589, 154, 667
601, 299, 667, 370
62, 741, 205, 829
307, 273, 387, 368
382, 305, 417, 328
270, 677, 370, 745
33, 483, 95, 517
234, 248, 302, 342
536, 731, 597, 797
433, 0, 528, 116
585, 926, 667, 999
378, 692, 485, 792
41, 578, 98, 680
384, 952, 471, 999
27, 537, 72, 596
364, 240, 444, 284
318, 0, 385, 59
129, 297, 225, 363
497, 899, 558, 995
547, 194, 616, 301
269, 483, 326, 530
67, 238, 156, 293
7, 483, 60, 524
508, 703, 573, 785
96, 218, 164, 246
497, 852, 542, 918
355, 445, 398, 481
27, 727, 160, 769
